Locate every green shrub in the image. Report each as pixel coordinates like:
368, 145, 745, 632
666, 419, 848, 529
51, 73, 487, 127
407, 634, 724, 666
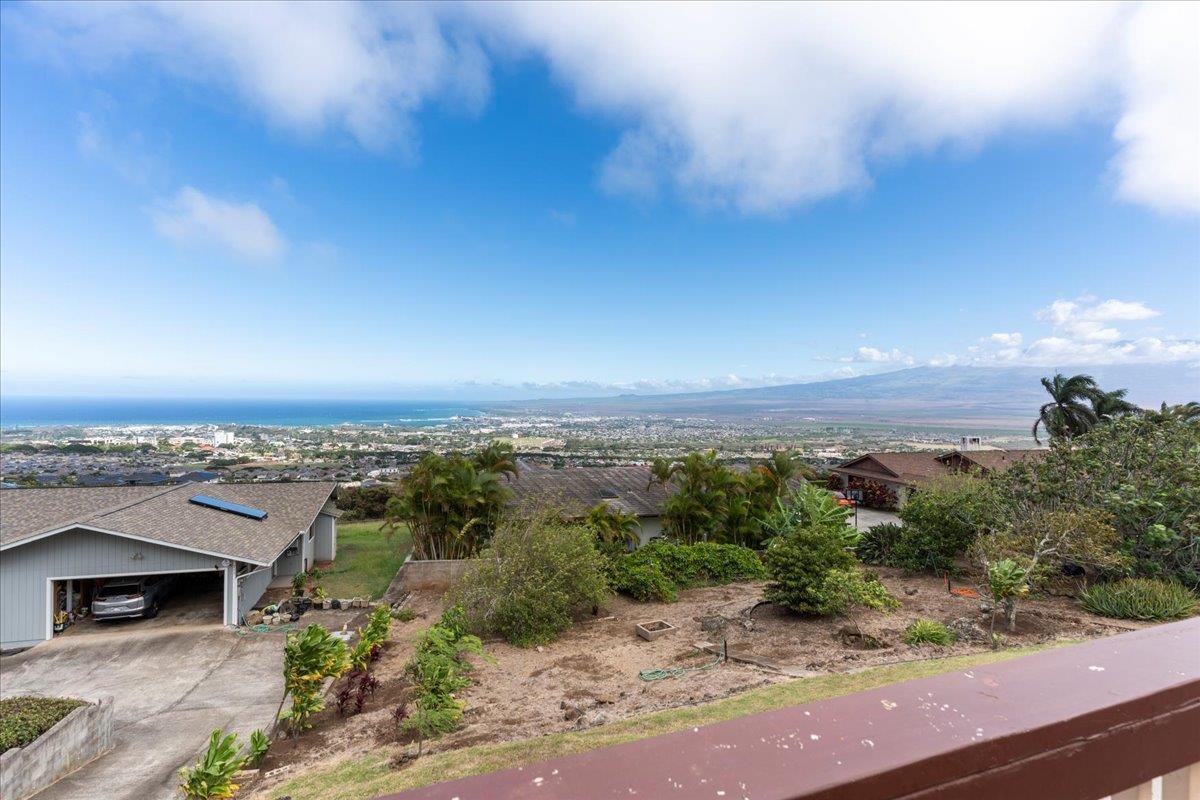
896, 475, 1002, 572
402, 605, 486, 744
449, 510, 610, 647
246, 729, 270, 767
0, 696, 87, 752
178, 729, 245, 799
609, 558, 677, 602
903, 619, 955, 646
609, 541, 766, 602
857, 523, 904, 565
768, 522, 864, 618
1080, 578, 1198, 621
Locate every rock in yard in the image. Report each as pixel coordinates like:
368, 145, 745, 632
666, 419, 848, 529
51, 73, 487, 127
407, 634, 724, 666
904, 587, 919, 596
948, 617, 988, 643
697, 616, 728, 633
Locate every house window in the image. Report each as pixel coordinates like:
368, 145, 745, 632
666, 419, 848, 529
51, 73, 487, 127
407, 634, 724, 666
308, 527, 314, 541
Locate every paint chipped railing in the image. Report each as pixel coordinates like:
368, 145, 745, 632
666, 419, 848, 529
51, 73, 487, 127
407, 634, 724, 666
380, 618, 1200, 800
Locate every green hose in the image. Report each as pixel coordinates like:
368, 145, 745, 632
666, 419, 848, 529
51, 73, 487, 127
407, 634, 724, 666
639, 651, 724, 681
235, 623, 298, 636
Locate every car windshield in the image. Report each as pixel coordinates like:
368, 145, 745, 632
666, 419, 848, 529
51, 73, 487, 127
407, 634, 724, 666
97, 583, 140, 598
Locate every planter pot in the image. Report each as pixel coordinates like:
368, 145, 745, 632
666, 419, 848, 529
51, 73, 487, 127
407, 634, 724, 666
636, 620, 676, 641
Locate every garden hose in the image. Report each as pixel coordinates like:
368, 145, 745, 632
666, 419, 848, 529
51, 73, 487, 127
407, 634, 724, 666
638, 649, 725, 682
235, 623, 298, 636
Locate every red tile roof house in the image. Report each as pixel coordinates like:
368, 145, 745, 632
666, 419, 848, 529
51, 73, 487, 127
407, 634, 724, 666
830, 448, 1047, 508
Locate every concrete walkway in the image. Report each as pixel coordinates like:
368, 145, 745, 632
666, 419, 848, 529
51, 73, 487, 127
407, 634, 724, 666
848, 506, 902, 531
1, 625, 284, 800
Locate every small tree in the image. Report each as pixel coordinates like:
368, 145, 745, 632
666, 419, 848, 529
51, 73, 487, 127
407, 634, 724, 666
449, 508, 609, 646
975, 508, 1129, 633
985, 559, 1029, 638
277, 624, 349, 736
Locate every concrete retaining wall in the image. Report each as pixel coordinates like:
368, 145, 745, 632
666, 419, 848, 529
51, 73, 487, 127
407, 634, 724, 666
0, 696, 113, 800
396, 556, 472, 593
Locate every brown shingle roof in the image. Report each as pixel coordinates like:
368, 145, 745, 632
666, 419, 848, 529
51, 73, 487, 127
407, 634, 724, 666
509, 465, 670, 518
946, 449, 1048, 472
0, 482, 337, 564
832, 452, 948, 486
833, 448, 1050, 487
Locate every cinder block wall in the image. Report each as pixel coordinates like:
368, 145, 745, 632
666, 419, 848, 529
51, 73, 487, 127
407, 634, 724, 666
0, 696, 114, 800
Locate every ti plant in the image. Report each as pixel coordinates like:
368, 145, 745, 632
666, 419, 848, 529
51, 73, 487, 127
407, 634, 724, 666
178, 730, 244, 800
245, 729, 270, 768
277, 624, 349, 736
987, 559, 1030, 639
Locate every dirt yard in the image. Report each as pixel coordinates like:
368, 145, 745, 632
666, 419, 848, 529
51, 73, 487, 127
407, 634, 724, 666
248, 570, 1146, 797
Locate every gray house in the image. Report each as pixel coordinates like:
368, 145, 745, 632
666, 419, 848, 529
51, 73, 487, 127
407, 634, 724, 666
0, 482, 338, 651
509, 464, 670, 546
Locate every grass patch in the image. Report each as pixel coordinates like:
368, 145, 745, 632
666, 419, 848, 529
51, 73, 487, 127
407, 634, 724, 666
317, 520, 410, 600
269, 643, 1065, 800
1, 696, 88, 752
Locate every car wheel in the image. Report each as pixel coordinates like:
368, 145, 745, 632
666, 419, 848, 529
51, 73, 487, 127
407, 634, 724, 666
144, 604, 159, 619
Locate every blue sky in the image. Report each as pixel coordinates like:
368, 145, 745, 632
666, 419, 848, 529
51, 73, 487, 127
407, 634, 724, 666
1, 2, 1197, 399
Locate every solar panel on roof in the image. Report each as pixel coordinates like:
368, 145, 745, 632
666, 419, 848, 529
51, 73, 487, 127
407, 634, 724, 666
189, 494, 268, 520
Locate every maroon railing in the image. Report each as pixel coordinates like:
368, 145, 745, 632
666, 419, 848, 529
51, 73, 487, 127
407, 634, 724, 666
381, 618, 1200, 800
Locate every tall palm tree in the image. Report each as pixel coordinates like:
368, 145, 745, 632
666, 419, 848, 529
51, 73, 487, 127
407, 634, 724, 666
1091, 388, 1139, 420
1033, 373, 1100, 444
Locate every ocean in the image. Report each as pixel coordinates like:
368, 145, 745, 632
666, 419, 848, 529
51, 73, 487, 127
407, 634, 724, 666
0, 397, 489, 428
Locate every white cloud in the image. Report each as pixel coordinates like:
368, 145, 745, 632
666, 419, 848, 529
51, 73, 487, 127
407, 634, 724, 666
1112, 2, 1200, 214
481, 2, 1195, 215
151, 186, 285, 262
842, 346, 915, 366
16, 2, 1199, 214
964, 296, 1197, 366
21, 1, 490, 151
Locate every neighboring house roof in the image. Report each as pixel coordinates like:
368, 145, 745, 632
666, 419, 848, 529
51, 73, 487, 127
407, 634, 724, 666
939, 449, 1048, 472
0, 482, 338, 564
831, 452, 948, 487
832, 448, 1048, 488
509, 465, 670, 518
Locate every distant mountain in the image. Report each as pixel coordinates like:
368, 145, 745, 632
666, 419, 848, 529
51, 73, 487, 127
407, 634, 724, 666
494, 364, 1199, 428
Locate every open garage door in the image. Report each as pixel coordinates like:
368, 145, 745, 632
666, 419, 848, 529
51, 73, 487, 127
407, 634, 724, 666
49, 568, 229, 639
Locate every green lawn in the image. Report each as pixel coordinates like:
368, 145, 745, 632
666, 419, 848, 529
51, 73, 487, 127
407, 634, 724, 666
269, 642, 1066, 800
318, 520, 409, 600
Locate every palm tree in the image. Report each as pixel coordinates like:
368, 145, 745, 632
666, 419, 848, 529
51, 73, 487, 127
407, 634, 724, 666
1091, 388, 1139, 420
473, 440, 518, 481
1144, 401, 1200, 423
584, 503, 641, 553
755, 451, 799, 496
1033, 373, 1101, 444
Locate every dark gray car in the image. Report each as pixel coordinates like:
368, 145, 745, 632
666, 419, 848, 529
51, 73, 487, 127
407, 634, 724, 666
91, 575, 176, 620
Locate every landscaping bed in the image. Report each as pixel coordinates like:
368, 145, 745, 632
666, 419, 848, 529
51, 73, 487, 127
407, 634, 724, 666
251, 569, 1145, 799
0, 696, 88, 752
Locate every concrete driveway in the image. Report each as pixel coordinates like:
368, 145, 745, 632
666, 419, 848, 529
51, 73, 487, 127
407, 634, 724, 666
1, 624, 284, 800
848, 506, 902, 531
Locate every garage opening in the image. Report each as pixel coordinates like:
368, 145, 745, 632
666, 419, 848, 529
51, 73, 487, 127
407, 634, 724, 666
52, 569, 225, 638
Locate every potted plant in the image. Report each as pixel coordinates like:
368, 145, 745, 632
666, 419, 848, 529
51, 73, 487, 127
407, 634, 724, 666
291, 571, 308, 597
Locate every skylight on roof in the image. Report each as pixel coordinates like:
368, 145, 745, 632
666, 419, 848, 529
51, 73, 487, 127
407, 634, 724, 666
189, 494, 268, 520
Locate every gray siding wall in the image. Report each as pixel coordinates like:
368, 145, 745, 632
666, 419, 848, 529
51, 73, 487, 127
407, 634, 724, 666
313, 513, 336, 562
272, 534, 304, 580
0, 528, 220, 649
237, 567, 273, 621
637, 516, 664, 547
